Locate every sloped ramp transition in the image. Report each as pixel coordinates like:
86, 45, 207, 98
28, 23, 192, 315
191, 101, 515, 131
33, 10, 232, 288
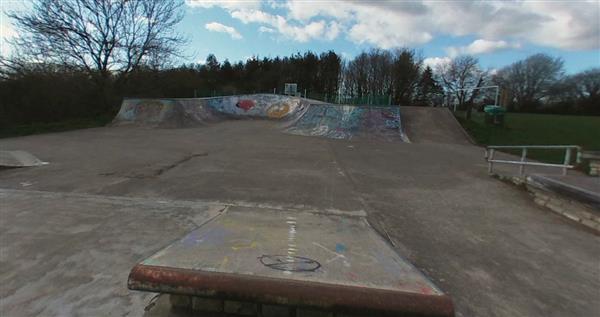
399, 106, 472, 145
0, 150, 48, 167
113, 94, 407, 141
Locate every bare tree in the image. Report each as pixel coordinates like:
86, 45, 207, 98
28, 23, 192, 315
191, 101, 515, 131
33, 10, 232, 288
341, 48, 421, 105
495, 53, 564, 111
344, 52, 369, 98
552, 67, 600, 114
437, 55, 486, 119
567, 68, 600, 103
366, 49, 392, 97
8, 0, 185, 81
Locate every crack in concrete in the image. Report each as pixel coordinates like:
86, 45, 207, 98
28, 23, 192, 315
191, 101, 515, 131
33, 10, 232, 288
151, 152, 208, 177
100, 152, 208, 179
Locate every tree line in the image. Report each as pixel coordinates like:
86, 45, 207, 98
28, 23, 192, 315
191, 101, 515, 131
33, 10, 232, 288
1, 0, 598, 128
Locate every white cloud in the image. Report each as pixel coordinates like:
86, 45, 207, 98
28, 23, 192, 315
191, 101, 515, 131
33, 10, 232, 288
446, 39, 521, 57
188, 0, 600, 50
258, 26, 275, 33
186, 0, 260, 11
0, 20, 17, 56
205, 22, 243, 39
521, 1, 600, 50
231, 9, 340, 42
324, 21, 341, 41
423, 57, 451, 70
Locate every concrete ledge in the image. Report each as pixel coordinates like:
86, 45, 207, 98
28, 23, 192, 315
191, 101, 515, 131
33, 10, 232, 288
527, 175, 600, 210
528, 187, 600, 232
524, 175, 600, 232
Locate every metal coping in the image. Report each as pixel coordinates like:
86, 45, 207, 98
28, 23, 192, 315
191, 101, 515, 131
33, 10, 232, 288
128, 264, 455, 317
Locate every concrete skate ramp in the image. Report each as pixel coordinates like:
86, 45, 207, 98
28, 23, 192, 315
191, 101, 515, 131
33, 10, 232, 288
113, 94, 312, 128
113, 94, 408, 141
128, 207, 454, 316
400, 106, 472, 144
0, 150, 48, 167
284, 104, 407, 141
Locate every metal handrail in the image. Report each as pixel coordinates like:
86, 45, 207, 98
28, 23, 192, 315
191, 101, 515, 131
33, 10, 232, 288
485, 145, 581, 176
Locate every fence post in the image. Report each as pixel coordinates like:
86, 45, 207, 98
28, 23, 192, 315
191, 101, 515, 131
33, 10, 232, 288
563, 148, 572, 176
488, 149, 495, 174
519, 148, 527, 176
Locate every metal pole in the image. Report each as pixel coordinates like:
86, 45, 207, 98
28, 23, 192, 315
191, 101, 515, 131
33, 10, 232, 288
563, 148, 571, 175
519, 148, 527, 176
488, 149, 495, 174
494, 86, 499, 107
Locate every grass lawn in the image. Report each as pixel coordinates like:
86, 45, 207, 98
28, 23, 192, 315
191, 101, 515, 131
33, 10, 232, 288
456, 111, 600, 165
0, 116, 113, 139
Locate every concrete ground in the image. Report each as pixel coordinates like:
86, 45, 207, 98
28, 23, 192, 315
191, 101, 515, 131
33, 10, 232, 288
1, 118, 599, 317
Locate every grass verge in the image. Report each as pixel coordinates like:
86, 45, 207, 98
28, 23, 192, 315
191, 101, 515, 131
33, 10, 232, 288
455, 111, 600, 167
0, 116, 113, 139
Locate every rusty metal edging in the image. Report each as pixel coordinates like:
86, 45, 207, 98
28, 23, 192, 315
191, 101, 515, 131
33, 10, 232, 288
128, 264, 455, 317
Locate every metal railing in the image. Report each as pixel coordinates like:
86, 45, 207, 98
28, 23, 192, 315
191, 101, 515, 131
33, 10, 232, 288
485, 145, 582, 176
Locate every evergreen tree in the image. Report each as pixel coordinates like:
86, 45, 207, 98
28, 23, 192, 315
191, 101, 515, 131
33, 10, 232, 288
416, 66, 442, 106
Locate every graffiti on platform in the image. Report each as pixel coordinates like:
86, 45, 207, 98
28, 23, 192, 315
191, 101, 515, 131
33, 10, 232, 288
258, 255, 321, 272
266, 102, 291, 118
133, 100, 168, 122
235, 99, 255, 111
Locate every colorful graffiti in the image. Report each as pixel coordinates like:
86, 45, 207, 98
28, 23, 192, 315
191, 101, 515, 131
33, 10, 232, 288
284, 104, 403, 141
114, 94, 305, 125
112, 95, 406, 141
235, 99, 255, 111
267, 103, 291, 119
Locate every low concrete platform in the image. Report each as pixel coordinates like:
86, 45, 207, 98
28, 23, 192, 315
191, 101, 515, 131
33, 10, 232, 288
128, 207, 454, 316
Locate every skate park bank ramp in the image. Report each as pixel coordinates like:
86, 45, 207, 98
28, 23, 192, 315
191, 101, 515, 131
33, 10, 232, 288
284, 104, 407, 141
128, 207, 455, 316
113, 94, 407, 141
400, 106, 473, 144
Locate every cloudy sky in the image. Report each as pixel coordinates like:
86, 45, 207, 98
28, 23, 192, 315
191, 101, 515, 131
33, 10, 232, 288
2, 0, 599, 73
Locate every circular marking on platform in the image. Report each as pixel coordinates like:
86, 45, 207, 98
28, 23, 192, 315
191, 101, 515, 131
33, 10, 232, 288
258, 255, 321, 272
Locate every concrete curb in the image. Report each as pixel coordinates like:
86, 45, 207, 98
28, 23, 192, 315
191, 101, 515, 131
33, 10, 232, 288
492, 174, 600, 233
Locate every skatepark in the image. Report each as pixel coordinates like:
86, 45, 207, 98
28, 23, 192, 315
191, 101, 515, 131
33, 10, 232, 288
1, 95, 599, 316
